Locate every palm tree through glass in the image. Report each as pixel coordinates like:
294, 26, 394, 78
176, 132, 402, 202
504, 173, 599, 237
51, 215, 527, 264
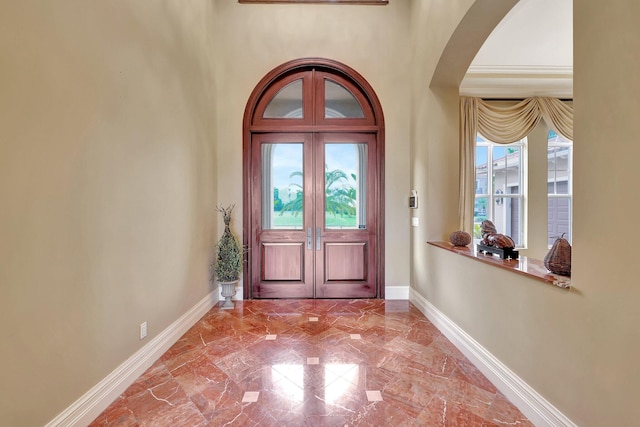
267, 143, 365, 229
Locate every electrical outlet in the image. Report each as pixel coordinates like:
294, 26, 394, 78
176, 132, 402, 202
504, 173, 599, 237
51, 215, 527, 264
140, 322, 147, 340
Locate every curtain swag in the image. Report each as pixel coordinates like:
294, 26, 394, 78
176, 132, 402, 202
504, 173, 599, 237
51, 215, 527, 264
458, 96, 573, 233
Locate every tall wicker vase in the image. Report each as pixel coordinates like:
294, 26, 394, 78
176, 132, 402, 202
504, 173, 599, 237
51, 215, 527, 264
214, 205, 243, 310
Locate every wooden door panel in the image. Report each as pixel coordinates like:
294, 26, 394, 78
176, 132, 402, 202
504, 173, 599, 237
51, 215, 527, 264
315, 133, 378, 299
251, 132, 378, 299
324, 242, 366, 281
317, 237, 376, 298
250, 133, 314, 299
261, 242, 304, 281
252, 283, 312, 299
319, 284, 376, 299
244, 60, 385, 299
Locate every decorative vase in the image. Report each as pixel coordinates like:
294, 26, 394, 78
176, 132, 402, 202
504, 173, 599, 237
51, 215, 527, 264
449, 230, 472, 247
544, 234, 571, 276
219, 280, 238, 309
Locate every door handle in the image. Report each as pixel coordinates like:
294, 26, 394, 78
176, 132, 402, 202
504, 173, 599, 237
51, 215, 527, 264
316, 227, 322, 251
307, 227, 312, 250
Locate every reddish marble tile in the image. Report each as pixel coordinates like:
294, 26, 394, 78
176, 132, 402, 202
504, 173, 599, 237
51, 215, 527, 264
170, 353, 228, 396
203, 335, 253, 359
159, 335, 202, 364
433, 334, 469, 362
273, 329, 316, 349
382, 336, 430, 358
214, 350, 262, 383
382, 371, 449, 418
120, 362, 173, 399
403, 321, 442, 347
245, 339, 302, 365
413, 345, 459, 378
346, 400, 418, 427
382, 299, 413, 312
239, 313, 295, 337
188, 378, 245, 421
353, 365, 396, 392
205, 404, 257, 426
328, 311, 386, 333
363, 324, 404, 346
414, 394, 489, 427
436, 378, 496, 420
161, 346, 209, 374
375, 351, 436, 378
451, 358, 499, 394
88, 396, 137, 427
308, 326, 354, 346
126, 377, 206, 426
296, 414, 349, 427
346, 340, 398, 366
485, 393, 535, 426
90, 300, 530, 427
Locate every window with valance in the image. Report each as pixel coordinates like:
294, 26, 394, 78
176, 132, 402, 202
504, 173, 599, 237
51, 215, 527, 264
459, 97, 574, 250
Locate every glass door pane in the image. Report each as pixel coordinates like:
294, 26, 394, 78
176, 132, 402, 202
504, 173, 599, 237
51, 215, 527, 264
324, 80, 365, 118
262, 143, 304, 229
324, 143, 366, 229
263, 79, 303, 118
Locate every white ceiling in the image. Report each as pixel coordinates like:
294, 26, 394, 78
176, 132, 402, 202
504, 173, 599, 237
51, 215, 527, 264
460, 0, 573, 98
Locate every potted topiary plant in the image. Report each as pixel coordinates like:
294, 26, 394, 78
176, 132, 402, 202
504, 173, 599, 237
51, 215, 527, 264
214, 204, 243, 309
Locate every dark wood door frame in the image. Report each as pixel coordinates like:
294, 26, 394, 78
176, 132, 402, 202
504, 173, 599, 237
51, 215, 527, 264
242, 58, 385, 299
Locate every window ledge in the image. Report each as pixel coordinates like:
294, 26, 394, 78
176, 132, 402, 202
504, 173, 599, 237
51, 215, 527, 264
427, 241, 571, 290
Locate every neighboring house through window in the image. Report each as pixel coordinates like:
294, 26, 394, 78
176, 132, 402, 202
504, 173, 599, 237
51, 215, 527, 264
475, 135, 526, 247
547, 129, 573, 245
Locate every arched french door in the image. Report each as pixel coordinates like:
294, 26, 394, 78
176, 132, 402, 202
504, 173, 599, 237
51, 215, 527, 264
243, 58, 384, 299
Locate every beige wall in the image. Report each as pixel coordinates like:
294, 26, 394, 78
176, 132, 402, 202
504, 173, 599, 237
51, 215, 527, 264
212, 1, 412, 291
0, 1, 217, 425
410, 1, 640, 426
5, 0, 640, 426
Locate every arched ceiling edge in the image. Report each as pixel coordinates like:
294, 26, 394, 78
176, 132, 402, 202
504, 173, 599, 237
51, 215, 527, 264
430, 0, 519, 90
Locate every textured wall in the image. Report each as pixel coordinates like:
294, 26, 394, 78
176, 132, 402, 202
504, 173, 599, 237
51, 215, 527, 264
411, 0, 640, 425
0, 1, 217, 425
7, 0, 638, 425
211, 1, 412, 291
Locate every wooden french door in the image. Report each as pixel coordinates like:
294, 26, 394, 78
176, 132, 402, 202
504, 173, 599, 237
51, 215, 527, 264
250, 132, 378, 298
243, 58, 385, 299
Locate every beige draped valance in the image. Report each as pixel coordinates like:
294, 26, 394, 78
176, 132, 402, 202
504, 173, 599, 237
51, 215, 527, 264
459, 97, 573, 234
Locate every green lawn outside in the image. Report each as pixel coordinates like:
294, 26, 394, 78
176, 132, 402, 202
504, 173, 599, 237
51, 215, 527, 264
273, 211, 357, 228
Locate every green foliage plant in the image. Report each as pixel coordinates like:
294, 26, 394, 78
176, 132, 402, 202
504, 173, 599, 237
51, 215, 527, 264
281, 166, 356, 218
214, 204, 243, 282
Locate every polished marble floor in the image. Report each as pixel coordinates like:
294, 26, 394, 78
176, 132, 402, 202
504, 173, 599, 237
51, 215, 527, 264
90, 299, 532, 426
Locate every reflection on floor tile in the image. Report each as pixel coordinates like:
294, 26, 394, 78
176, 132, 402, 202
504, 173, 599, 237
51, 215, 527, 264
89, 300, 532, 426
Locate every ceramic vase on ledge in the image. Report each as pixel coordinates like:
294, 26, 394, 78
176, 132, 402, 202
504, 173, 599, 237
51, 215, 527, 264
219, 280, 238, 309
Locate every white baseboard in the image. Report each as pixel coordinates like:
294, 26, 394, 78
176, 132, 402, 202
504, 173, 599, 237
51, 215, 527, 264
46, 290, 219, 427
409, 288, 576, 427
385, 285, 410, 300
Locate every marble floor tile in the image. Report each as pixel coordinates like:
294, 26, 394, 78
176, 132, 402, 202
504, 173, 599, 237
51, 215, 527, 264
366, 390, 383, 402
89, 300, 530, 426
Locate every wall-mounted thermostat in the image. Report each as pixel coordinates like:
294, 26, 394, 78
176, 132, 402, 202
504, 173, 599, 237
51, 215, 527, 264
409, 190, 418, 209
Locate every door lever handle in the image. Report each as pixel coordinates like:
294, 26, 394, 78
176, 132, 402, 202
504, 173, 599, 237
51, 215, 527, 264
316, 227, 322, 251
307, 227, 312, 250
